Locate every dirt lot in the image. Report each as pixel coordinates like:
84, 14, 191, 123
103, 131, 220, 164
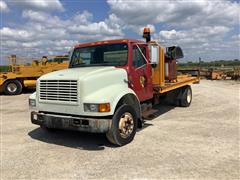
1, 80, 239, 179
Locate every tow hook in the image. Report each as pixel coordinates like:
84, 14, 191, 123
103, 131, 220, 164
72, 119, 81, 126
72, 119, 89, 127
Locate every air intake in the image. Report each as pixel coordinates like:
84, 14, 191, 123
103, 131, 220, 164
39, 80, 78, 102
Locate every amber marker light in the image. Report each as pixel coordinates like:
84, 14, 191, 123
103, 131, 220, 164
99, 103, 111, 112
143, 27, 150, 33
143, 27, 151, 42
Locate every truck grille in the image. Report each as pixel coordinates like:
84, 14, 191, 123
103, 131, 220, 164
39, 80, 78, 102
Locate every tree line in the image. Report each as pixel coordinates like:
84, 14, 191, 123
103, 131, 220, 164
178, 59, 240, 68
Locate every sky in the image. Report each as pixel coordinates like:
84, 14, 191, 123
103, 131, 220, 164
0, 0, 239, 65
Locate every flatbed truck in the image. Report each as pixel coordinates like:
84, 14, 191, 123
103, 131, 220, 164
29, 28, 199, 146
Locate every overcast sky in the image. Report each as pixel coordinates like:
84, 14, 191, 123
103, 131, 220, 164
0, 0, 239, 65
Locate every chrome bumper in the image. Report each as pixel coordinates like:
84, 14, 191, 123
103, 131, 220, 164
31, 111, 112, 133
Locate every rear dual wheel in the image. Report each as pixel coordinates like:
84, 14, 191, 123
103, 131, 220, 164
106, 104, 137, 146
3, 80, 22, 95
165, 85, 192, 107
179, 85, 192, 107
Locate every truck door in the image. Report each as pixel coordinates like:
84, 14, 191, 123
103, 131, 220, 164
130, 44, 153, 102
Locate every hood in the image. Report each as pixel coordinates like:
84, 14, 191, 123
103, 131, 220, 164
39, 66, 122, 80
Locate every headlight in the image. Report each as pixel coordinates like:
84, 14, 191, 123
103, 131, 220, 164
84, 104, 98, 112
29, 99, 36, 107
84, 103, 110, 112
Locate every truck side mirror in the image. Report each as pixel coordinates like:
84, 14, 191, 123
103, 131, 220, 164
150, 45, 159, 68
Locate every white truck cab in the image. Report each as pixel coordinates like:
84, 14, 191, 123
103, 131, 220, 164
30, 40, 142, 146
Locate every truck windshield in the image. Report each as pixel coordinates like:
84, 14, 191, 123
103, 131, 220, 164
70, 43, 128, 68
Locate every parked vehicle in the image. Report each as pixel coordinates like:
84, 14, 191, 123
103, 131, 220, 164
29, 28, 199, 146
0, 55, 69, 95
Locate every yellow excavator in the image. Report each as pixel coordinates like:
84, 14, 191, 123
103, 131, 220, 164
0, 55, 69, 95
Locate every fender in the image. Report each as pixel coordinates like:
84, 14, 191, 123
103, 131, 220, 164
83, 84, 141, 117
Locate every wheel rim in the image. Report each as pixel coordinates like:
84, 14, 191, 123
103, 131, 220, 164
187, 89, 192, 103
118, 112, 134, 139
7, 83, 17, 93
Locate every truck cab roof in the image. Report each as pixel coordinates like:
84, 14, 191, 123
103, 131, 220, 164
74, 39, 144, 49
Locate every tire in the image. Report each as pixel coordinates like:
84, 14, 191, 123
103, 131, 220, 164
164, 89, 181, 106
179, 85, 192, 107
3, 80, 22, 95
106, 104, 138, 146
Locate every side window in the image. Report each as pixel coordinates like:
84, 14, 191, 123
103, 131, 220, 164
132, 46, 146, 68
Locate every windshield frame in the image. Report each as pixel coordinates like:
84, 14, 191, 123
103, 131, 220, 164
69, 43, 129, 68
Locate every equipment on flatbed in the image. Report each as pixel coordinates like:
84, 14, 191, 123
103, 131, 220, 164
164, 46, 184, 81
29, 27, 199, 146
0, 55, 69, 95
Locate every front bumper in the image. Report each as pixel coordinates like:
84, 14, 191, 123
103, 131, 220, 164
31, 111, 112, 133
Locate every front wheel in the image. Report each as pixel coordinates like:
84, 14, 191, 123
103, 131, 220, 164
106, 104, 138, 146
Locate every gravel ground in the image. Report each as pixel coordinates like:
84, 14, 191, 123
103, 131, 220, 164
1, 80, 239, 179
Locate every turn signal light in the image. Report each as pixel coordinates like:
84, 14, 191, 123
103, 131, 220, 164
99, 103, 111, 112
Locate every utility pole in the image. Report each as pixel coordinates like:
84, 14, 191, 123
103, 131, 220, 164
198, 57, 202, 78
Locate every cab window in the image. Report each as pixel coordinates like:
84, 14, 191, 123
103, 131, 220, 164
132, 46, 146, 68
70, 43, 128, 68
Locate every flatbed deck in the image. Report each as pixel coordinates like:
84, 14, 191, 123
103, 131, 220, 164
154, 75, 200, 94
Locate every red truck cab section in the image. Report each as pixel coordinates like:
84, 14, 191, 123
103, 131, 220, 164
75, 39, 154, 102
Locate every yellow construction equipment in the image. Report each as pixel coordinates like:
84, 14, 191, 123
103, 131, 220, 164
210, 69, 224, 80
0, 55, 69, 95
